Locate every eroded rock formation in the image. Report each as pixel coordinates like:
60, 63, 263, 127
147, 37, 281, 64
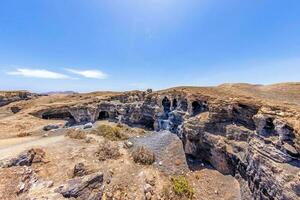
0, 91, 35, 107
30, 87, 300, 199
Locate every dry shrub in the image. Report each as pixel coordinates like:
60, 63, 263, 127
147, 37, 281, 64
116, 122, 123, 128
92, 124, 128, 141
96, 139, 121, 161
17, 132, 31, 137
135, 128, 146, 135
132, 146, 155, 165
161, 186, 174, 200
66, 129, 87, 140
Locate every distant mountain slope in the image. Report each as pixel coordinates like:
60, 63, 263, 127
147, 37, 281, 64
0, 91, 35, 107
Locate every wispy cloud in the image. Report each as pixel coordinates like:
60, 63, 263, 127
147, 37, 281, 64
7, 68, 69, 79
66, 69, 108, 79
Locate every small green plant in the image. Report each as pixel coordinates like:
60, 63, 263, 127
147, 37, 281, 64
171, 176, 194, 199
92, 124, 128, 141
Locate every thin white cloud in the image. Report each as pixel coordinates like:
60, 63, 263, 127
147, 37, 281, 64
66, 69, 108, 79
7, 68, 69, 79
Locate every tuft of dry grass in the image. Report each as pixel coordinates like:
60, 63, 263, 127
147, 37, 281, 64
91, 124, 128, 141
96, 139, 121, 161
66, 129, 87, 140
17, 132, 32, 137
132, 146, 155, 165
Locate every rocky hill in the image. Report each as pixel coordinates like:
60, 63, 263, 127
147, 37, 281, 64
0, 83, 299, 200
0, 90, 36, 107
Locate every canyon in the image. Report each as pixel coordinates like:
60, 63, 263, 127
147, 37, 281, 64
0, 83, 299, 200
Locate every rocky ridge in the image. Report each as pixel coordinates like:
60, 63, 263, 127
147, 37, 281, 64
0, 91, 35, 107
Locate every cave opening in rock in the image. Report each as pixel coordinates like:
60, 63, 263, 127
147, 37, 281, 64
263, 118, 276, 136
172, 99, 178, 110
162, 97, 171, 113
42, 110, 73, 120
180, 99, 188, 112
185, 154, 214, 171
192, 101, 208, 116
42, 110, 76, 126
232, 104, 258, 130
98, 111, 110, 120
139, 116, 155, 130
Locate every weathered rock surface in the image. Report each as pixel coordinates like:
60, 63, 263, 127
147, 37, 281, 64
83, 122, 93, 129
0, 91, 35, 107
0, 166, 38, 199
0, 148, 47, 168
28, 84, 300, 199
73, 163, 87, 177
131, 131, 189, 175
43, 124, 60, 131
55, 172, 104, 200
183, 109, 300, 200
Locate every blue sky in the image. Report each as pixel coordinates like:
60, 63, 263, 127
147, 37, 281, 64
0, 0, 300, 92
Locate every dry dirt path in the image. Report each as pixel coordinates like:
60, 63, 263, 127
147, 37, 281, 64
0, 134, 65, 159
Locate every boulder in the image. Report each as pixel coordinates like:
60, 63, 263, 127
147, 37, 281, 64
83, 122, 93, 129
0, 148, 46, 168
123, 141, 133, 149
43, 124, 60, 131
73, 163, 87, 177
55, 172, 104, 200
131, 131, 189, 175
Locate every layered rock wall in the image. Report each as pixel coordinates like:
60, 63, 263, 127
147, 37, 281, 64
31, 90, 300, 199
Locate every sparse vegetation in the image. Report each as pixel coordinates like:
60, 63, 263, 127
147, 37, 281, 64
171, 176, 194, 199
48, 99, 54, 104
116, 122, 123, 128
161, 186, 173, 199
17, 132, 32, 137
96, 139, 121, 161
66, 129, 87, 140
92, 124, 128, 141
132, 146, 155, 165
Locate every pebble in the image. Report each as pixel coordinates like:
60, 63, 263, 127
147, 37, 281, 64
145, 192, 152, 200
19, 182, 25, 191
43, 133, 49, 137
83, 122, 93, 129
124, 141, 133, 148
145, 176, 156, 186
144, 184, 153, 194
45, 181, 54, 188
106, 192, 113, 198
